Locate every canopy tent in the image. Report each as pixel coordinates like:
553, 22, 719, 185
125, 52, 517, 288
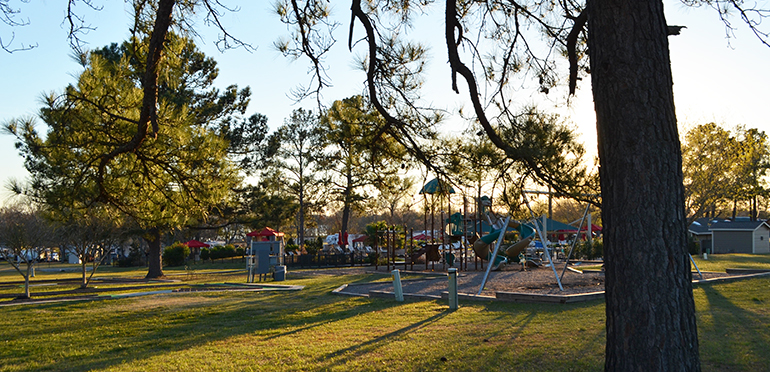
419, 178, 455, 195
184, 240, 209, 248
583, 224, 602, 232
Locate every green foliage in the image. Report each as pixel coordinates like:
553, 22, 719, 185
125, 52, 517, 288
364, 221, 405, 250
285, 243, 299, 253
224, 244, 236, 258
233, 181, 299, 236
216, 113, 278, 175
235, 247, 245, 257
688, 236, 701, 255
209, 246, 224, 260
682, 123, 770, 220
364, 220, 389, 247
573, 239, 603, 260
163, 242, 190, 267
304, 237, 323, 255
118, 243, 145, 267
321, 96, 407, 239
200, 247, 210, 261
4, 35, 245, 279
208, 245, 238, 260
274, 108, 326, 246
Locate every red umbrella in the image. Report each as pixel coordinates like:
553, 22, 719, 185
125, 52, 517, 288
184, 240, 209, 248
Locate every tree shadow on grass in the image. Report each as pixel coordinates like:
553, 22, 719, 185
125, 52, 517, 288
315, 311, 449, 367
0, 276, 402, 372
699, 282, 770, 371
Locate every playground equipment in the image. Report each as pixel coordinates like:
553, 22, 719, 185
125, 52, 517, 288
246, 227, 285, 282
472, 219, 535, 269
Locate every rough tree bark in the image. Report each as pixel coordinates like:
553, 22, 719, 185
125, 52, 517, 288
340, 171, 354, 250
145, 227, 164, 278
588, 0, 700, 370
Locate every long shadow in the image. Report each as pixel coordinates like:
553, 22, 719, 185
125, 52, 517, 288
0, 271, 611, 371
0, 275, 403, 372
699, 281, 770, 371
316, 311, 449, 366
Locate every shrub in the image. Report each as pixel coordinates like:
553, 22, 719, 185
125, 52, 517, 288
224, 244, 236, 258
286, 243, 299, 254
305, 237, 323, 255
118, 244, 144, 267
235, 247, 245, 257
572, 239, 603, 260
200, 247, 210, 261
688, 236, 700, 255
163, 242, 190, 267
209, 246, 224, 260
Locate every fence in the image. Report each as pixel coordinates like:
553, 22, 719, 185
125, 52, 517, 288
282, 251, 371, 269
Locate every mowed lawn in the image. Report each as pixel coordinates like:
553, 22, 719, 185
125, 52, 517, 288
0, 255, 768, 372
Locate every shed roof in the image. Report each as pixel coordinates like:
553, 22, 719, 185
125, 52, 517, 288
688, 218, 725, 235
246, 227, 284, 237
709, 220, 770, 231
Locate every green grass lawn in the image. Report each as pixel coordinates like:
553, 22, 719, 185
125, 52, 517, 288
0, 255, 768, 371
691, 253, 770, 272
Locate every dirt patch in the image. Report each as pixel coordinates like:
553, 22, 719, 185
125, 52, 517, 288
338, 265, 732, 298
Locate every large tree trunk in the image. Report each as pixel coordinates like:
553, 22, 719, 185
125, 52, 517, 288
588, 1, 700, 370
299, 181, 306, 251
23, 264, 31, 299
81, 259, 88, 289
340, 171, 354, 251
145, 227, 164, 279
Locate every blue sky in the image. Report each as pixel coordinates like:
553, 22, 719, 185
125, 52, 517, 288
1, 1, 769, 203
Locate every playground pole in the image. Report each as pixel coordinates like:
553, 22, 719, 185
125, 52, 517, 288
374, 233, 379, 271
522, 191, 564, 291
560, 202, 591, 282
477, 216, 511, 295
689, 254, 703, 280
392, 269, 404, 302
448, 268, 458, 310
410, 228, 414, 271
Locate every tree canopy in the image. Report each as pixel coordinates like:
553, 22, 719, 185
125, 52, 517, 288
6, 34, 244, 278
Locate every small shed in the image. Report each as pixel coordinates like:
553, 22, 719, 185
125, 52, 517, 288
687, 218, 726, 253
247, 227, 285, 242
246, 227, 285, 277
709, 220, 770, 254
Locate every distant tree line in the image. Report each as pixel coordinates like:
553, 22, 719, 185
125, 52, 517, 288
682, 123, 770, 222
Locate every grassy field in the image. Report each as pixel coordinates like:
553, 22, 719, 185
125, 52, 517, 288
0, 255, 768, 371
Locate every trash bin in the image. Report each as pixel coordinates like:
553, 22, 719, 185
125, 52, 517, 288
274, 265, 286, 281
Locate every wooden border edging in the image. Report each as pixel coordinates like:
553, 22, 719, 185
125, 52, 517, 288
495, 291, 605, 304
693, 271, 770, 285
724, 268, 770, 275
332, 271, 770, 304
368, 290, 441, 301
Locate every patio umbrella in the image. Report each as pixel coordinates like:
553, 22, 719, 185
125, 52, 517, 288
184, 240, 209, 248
